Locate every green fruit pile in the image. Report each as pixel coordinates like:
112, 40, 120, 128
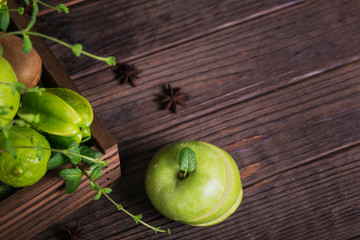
0, 50, 94, 198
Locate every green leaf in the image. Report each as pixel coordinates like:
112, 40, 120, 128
103, 159, 109, 167
134, 214, 142, 224
89, 181, 99, 191
79, 145, 102, 165
17, 6, 24, 15
22, 35, 33, 54
94, 190, 101, 200
65, 178, 81, 194
105, 56, 116, 66
10, 82, 27, 95
24, 0, 30, 6
179, 147, 196, 176
0, 4, 10, 32
72, 44, 82, 57
66, 140, 81, 165
90, 163, 103, 179
47, 153, 67, 170
25, 0, 39, 31
59, 168, 82, 180
103, 188, 112, 194
56, 4, 69, 14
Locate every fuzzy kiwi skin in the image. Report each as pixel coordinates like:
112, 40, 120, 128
0, 34, 42, 88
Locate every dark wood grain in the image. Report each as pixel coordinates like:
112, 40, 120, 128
34, 0, 305, 78
33, 57, 360, 239
20, 0, 360, 239
72, 0, 360, 152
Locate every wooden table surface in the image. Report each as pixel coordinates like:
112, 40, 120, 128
29, 0, 360, 239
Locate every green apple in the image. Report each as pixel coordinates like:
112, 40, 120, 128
145, 141, 243, 226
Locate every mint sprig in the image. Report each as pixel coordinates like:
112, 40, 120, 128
0, 0, 116, 66
179, 147, 196, 178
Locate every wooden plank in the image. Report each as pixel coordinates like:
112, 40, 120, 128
157, 145, 360, 240
105, 60, 360, 190
72, 0, 360, 147
33, 0, 304, 78
32, 57, 360, 239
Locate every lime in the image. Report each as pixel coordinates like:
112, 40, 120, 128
0, 57, 20, 127
0, 126, 51, 187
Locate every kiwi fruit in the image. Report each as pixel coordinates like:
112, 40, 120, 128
0, 34, 42, 88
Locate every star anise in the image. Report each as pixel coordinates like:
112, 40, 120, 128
64, 223, 86, 240
156, 84, 188, 114
114, 63, 142, 87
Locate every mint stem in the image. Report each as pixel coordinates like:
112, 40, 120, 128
0, 31, 115, 65
80, 168, 170, 234
36, 0, 56, 10
0, 145, 102, 165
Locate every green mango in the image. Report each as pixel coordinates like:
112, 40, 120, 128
17, 88, 93, 146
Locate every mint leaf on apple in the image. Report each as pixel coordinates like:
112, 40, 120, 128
179, 147, 196, 177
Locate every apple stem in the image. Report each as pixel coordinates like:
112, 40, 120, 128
178, 171, 187, 179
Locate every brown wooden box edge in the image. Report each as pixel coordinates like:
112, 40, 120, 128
0, 2, 121, 240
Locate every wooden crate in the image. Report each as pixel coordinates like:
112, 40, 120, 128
0, 2, 121, 240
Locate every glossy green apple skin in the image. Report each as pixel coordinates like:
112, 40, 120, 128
145, 141, 243, 226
